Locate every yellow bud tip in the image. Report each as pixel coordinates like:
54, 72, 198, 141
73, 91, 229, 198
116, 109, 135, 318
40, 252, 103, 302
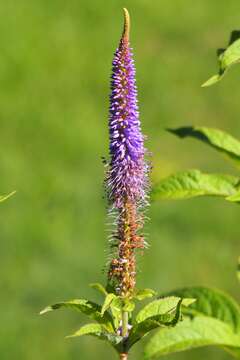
122, 8, 130, 43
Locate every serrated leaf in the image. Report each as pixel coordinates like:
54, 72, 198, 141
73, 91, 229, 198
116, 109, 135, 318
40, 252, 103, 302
134, 289, 156, 301
144, 316, 240, 359
136, 296, 194, 324
128, 299, 183, 349
90, 283, 108, 296
66, 323, 123, 347
165, 286, 240, 333
152, 170, 239, 201
0, 191, 16, 203
145, 286, 240, 359
101, 293, 116, 316
202, 33, 240, 87
168, 126, 240, 166
40, 299, 114, 332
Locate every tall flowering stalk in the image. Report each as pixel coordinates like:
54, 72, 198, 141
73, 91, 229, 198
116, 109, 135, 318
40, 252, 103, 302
40, 9, 199, 360
106, 8, 149, 300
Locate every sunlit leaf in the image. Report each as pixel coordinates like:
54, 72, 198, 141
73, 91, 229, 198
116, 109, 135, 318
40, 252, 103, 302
136, 297, 184, 324
144, 316, 240, 359
101, 293, 116, 316
90, 283, 108, 296
128, 298, 194, 349
168, 126, 240, 165
40, 299, 114, 332
134, 288, 156, 301
144, 287, 240, 359
202, 31, 240, 87
66, 323, 123, 347
152, 170, 239, 200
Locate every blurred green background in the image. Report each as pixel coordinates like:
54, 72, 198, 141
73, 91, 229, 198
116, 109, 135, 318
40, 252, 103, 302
0, 0, 239, 359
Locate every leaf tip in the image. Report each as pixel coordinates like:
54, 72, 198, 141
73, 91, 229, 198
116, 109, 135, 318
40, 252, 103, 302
39, 306, 52, 315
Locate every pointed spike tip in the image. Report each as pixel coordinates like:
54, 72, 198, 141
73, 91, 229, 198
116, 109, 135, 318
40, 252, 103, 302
122, 8, 130, 43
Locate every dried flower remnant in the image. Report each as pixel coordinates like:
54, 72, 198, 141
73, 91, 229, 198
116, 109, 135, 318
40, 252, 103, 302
106, 8, 149, 297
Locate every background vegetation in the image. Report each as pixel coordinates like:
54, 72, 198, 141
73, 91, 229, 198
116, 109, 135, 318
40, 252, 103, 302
0, 0, 239, 359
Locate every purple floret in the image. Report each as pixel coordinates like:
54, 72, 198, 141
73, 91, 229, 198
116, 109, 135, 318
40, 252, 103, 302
107, 38, 148, 208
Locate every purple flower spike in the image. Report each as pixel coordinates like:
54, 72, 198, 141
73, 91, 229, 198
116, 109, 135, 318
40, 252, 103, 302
107, 8, 148, 209
106, 9, 149, 297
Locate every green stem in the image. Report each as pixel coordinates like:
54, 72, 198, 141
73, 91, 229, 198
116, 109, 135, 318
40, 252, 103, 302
122, 310, 129, 337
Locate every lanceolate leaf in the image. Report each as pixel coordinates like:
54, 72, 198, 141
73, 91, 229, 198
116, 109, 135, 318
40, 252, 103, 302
202, 32, 240, 87
152, 170, 239, 200
144, 287, 240, 359
168, 126, 240, 166
66, 323, 123, 347
40, 299, 114, 332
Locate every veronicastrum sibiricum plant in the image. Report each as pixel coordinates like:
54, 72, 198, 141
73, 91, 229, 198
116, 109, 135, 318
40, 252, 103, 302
40, 9, 240, 360
40, 9, 194, 359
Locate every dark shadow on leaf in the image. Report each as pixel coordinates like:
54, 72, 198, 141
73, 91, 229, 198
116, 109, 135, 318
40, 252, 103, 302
228, 30, 240, 45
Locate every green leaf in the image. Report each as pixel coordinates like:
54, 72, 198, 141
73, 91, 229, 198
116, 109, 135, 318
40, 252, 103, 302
202, 33, 240, 87
144, 316, 240, 359
40, 299, 114, 332
0, 191, 16, 203
165, 286, 240, 332
66, 323, 123, 347
168, 126, 240, 165
90, 283, 108, 296
144, 287, 240, 359
134, 288, 157, 301
101, 293, 116, 316
123, 298, 135, 312
135, 296, 195, 324
128, 299, 183, 349
66, 323, 103, 338
152, 170, 239, 200
128, 298, 194, 349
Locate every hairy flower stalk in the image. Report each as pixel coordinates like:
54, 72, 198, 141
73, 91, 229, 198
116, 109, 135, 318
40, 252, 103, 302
106, 8, 149, 300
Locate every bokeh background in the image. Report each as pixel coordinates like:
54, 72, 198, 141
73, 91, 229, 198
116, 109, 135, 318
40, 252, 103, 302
0, 0, 239, 359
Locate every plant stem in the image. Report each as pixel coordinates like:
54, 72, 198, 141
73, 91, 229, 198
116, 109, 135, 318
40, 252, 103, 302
120, 353, 128, 360
122, 310, 129, 337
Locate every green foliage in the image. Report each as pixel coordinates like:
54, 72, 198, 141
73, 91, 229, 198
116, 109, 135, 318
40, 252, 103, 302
135, 297, 195, 324
90, 283, 108, 297
40, 289, 195, 355
133, 289, 157, 301
153, 170, 239, 201
144, 287, 240, 359
159, 126, 240, 203
66, 323, 123, 348
40, 299, 114, 332
128, 297, 195, 349
168, 126, 240, 165
202, 31, 240, 87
